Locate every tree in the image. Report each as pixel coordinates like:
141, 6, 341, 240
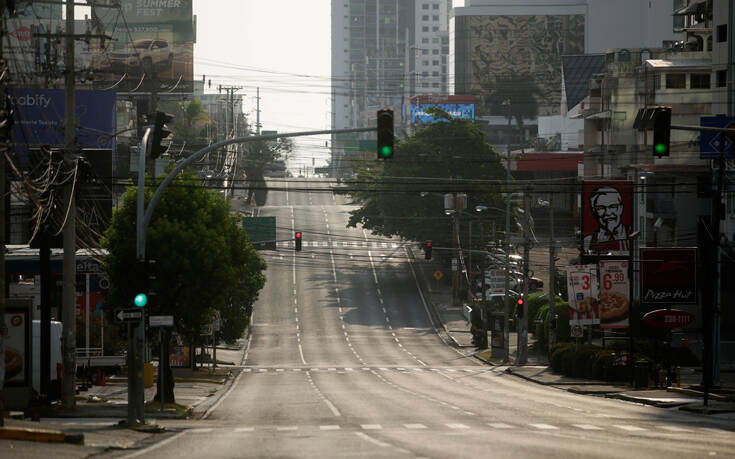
171, 99, 210, 146
344, 109, 508, 248
482, 72, 542, 151
239, 138, 293, 204
101, 169, 266, 403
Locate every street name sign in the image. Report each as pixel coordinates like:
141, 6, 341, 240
150, 315, 174, 328
114, 308, 143, 323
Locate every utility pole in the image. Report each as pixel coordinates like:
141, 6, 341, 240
0, 3, 7, 427
255, 87, 261, 135
518, 190, 531, 364
548, 194, 556, 353
61, 0, 77, 410
503, 106, 512, 363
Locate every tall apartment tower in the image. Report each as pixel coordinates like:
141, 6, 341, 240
331, 0, 450, 177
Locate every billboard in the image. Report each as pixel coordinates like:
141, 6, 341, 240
640, 248, 697, 304
598, 260, 630, 329
91, 1, 194, 93
9, 89, 116, 165
582, 181, 633, 256
566, 264, 599, 327
411, 103, 475, 124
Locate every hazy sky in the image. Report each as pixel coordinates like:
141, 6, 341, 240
193, 1, 333, 170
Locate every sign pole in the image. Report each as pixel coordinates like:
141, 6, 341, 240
160, 327, 164, 413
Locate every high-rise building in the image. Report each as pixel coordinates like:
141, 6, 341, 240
330, 0, 451, 177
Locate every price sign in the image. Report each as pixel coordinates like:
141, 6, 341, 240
566, 264, 599, 326
599, 260, 630, 329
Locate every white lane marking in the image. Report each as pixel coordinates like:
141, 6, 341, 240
447, 424, 470, 430
276, 426, 298, 431
298, 344, 307, 364
203, 367, 246, 419
659, 425, 692, 432
189, 428, 213, 433
614, 425, 646, 432
235, 427, 254, 432
361, 424, 382, 430
355, 432, 390, 448
405, 424, 427, 429
530, 424, 558, 430
573, 424, 603, 431
320, 425, 341, 431
118, 431, 187, 458
488, 423, 514, 429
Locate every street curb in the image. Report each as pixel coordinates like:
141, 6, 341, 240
667, 386, 733, 401
679, 404, 735, 415
604, 393, 694, 408
0, 426, 84, 444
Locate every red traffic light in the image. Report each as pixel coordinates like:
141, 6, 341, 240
426, 241, 432, 248
295, 232, 302, 239
517, 298, 524, 306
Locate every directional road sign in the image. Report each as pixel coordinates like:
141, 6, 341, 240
700, 116, 735, 159
114, 308, 143, 323
149, 315, 174, 327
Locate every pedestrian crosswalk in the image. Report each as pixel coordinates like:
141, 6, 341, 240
186, 422, 727, 436
276, 240, 402, 249
240, 366, 482, 374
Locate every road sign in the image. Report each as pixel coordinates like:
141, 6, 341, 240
213, 311, 221, 332
451, 259, 457, 272
114, 308, 143, 323
149, 315, 174, 328
700, 116, 735, 159
433, 270, 444, 281
571, 324, 584, 338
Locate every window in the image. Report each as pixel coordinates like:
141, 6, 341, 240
432, 60, 439, 66
422, 26, 429, 32
690, 73, 711, 89
432, 37, 439, 43
432, 26, 439, 32
422, 38, 429, 44
432, 71, 439, 76
432, 82, 440, 88
432, 3, 439, 9
422, 71, 429, 76
665, 73, 686, 89
422, 15, 429, 21
432, 49, 439, 54
432, 15, 439, 21
422, 49, 429, 55
422, 3, 429, 9
422, 60, 429, 66
717, 24, 727, 43
717, 70, 727, 87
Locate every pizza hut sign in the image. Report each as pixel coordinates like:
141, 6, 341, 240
640, 248, 697, 305
643, 309, 695, 329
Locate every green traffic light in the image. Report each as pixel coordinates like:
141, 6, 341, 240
134, 293, 148, 307
654, 143, 667, 155
380, 145, 392, 158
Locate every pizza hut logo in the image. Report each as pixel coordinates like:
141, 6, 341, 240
10, 27, 31, 42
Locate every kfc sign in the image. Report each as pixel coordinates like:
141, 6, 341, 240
10, 26, 31, 41
582, 181, 633, 255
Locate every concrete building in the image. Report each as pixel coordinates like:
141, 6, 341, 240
449, 0, 682, 150
330, 0, 451, 177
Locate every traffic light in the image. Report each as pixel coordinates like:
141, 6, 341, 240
424, 241, 432, 260
295, 231, 302, 251
516, 297, 525, 317
149, 111, 173, 159
652, 106, 671, 157
133, 260, 148, 308
376, 109, 394, 159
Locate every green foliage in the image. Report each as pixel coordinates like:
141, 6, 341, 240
240, 138, 292, 203
101, 170, 267, 346
344, 117, 507, 246
171, 99, 210, 145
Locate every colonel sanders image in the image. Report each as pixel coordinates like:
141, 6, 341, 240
583, 186, 632, 253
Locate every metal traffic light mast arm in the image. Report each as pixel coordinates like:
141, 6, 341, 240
136, 127, 375, 260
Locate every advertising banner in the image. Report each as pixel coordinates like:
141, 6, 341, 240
599, 260, 630, 329
640, 248, 697, 304
4, 306, 31, 386
91, 1, 194, 93
582, 181, 633, 256
566, 264, 599, 326
9, 89, 116, 165
411, 103, 475, 123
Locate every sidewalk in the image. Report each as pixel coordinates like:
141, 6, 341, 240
411, 251, 735, 416
1, 341, 246, 449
